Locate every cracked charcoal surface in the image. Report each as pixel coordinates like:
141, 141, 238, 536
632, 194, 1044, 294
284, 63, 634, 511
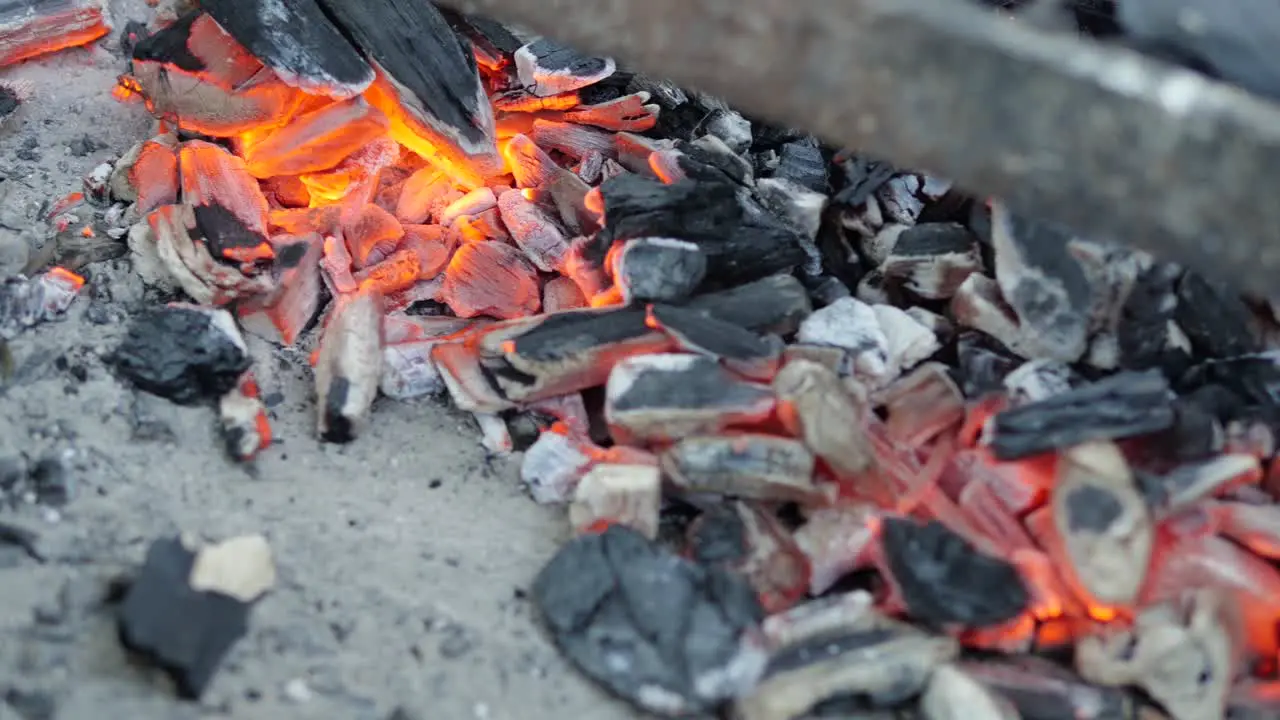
532, 525, 763, 716
1173, 272, 1261, 359
880, 518, 1029, 628
110, 307, 250, 405
989, 369, 1176, 459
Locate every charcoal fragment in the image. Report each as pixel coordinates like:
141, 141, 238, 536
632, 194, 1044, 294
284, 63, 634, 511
831, 153, 897, 207
881, 222, 983, 300
531, 525, 767, 717
989, 370, 1175, 459
110, 305, 250, 405
772, 137, 827, 193
610, 237, 706, 303
118, 534, 275, 699
1174, 272, 1260, 359
647, 304, 780, 378
515, 38, 615, 97
880, 518, 1029, 628
1116, 261, 1184, 372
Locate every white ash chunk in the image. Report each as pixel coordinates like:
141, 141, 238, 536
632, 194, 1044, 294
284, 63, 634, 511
921, 665, 1020, 720
794, 505, 878, 595
700, 108, 752, 155
520, 430, 593, 504
1004, 358, 1075, 405
497, 188, 569, 272
475, 413, 513, 455
188, 534, 277, 604
380, 341, 444, 399
798, 297, 938, 388
569, 463, 662, 539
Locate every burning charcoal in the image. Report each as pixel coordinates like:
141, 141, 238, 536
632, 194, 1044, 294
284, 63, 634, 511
237, 233, 323, 345
314, 289, 384, 442
125, 13, 304, 138
1144, 454, 1260, 513
1174, 272, 1261, 359
773, 359, 873, 477
343, 204, 404, 269
542, 276, 587, 312
881, 222, 982, 300
688, 502, 810, 613
110, 135, 179, 213
503, 133, 561, 189
118, 534, 276, 699
737, 612, 958, 720
439, 241, 540, 319
646, 304, 781, 380
0, 0, 109, 67
521, 428, 597, 503
439, 187, 497, 227
683, 135, 753, 185
921, 665, 1020, 720
605, 354, 774, 444
569, 463, 662, 539
199, 0, 373, 97
880, 362, 965, 447
178, 140, 272, 260
684, 274, 813, 336
793, 506, 878, 595
315, 0, 501, 185
989, 202, 1091, 362
531, 119, 615, 161
614, 132, 676, 175
474, 412, 513, 454
989, 369, 1175, 459
0, 267, 84, 341
662, 434, 823, 503
111, 304, 249, 405
146, 204, 276, 306
609, 237, 706, 303
593, 174, 807, 287
533, 525, 767, 715
547, 169, 596, 234
1052, 441, 1153, 606
437, 7, 520, 71
394, 168, 454, 224
242, 98, 390, 178
219, 373, 270, 462
771, 137, 827, 193
1077, 590, 1236, 720
562, 92, 659, 132
319, 233, 357, 294
497, 188, 569, 272
514, 38, 615, 97
796, 297, 939, 389
880, 517, 1029, 627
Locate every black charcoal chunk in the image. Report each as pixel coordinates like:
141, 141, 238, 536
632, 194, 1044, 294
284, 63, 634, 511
532, 525, 766, 716
990, 370, 1175, 459
515, 38, 615, 97
880, 518, 1028, 628
680, 137, 752, 186
118, 536, 273, 699
130, 10, 204, 71
1174, 272, 1260, 359
649, 304, 778, 364
437, 8, 522, 62
882, 222, 982, 300
314, 0, 491, 146
1177, 355, 1280, 426
1117, 262, 1186, 372
832, 153, 897, 206
773, 137, 827, 193
594, 175, 806, 287
956, 333, 1021, 397
699, 108, 752, 155
990, 204, 1091, 362
200, 0, 373, 96
612, 238, 706, 303
110, 305, 250, 405
0, 82, 21, 122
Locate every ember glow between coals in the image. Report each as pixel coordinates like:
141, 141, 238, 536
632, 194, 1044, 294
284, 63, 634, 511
75, 2, 1280, 718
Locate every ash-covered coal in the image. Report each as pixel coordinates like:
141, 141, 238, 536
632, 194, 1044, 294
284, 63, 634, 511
110, 304, 250, 405
531, 524, 767, 717
880, 518, 1029, 628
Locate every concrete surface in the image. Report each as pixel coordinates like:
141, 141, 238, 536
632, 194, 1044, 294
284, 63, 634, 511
0, 2, 637, 718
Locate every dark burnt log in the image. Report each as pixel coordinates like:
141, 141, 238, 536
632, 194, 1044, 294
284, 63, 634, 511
199, 0, 373, 98
593, 174, 807, 288
437, 7, 522, 71
313, 0, 500, 179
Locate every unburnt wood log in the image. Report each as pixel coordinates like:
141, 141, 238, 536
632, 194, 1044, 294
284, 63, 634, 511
0, 0, 109, 68
199, 0, 373, 98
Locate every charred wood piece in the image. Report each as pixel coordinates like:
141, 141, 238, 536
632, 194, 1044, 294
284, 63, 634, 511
118, 534, 275, 699
687, 501, 810, 613
880, 517, 1030, 628
314, 288, 384, 442
611, 237, 707, 303
0, 0, 109, 68
0, 267, 83, 341
111, 304, 250, 405
568, 463, 662, 540
646, 304, 781, 380
989, 369, 1175, 459
199, 0, 374, 97
773, 359, 873, 477
959, 657, 1135, 720
219, 372, 271, 461
662, 434, 823, 503
532, 525, 767, 717
515, 38, 616, 97
880, 222, 983, 300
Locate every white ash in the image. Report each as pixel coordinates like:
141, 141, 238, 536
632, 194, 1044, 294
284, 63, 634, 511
520, 430, 592, 504
1003, 359, 1074, 404
475, 413, 513, 455
700, 108, 752, 155
568, 463, 662, 539
796, 296, 939, 388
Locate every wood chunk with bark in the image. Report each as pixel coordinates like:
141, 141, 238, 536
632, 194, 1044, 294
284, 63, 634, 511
315, 0, 501, 185
606, 353, 775, 444
0, 0, 109, 68
1052, 441, 1153, 607
199, 0, 374, 98
314, 288, 384, 443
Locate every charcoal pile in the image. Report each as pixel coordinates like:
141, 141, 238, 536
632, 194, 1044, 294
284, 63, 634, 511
12, 0, 1280, 716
